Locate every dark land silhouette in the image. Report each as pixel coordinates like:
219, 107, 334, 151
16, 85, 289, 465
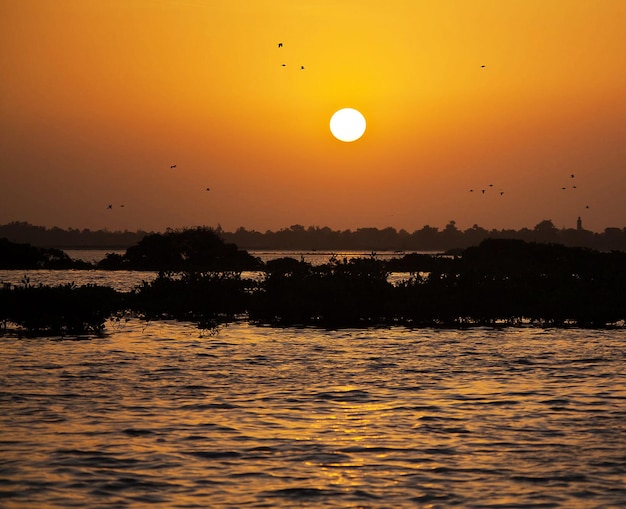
0, 237, 92, 270
2, 219, 626, 252
0, 222, 153, 249
97, 227, 261, 271
1, 228, 625, 333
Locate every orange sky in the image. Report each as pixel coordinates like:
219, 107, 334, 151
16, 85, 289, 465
1, 0, 625, 233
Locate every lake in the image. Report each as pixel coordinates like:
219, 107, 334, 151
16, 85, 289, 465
1, 262, 625, 507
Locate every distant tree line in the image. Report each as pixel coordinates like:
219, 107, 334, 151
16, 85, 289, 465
2, 219, 626, 252
0, 221, 152, 249
222, 219, 626, 252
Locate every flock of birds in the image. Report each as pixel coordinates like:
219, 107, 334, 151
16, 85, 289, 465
468, 173, 590, 210
106, 43, 299, 212
276, 42, 486, 71
277, 42, 305, 70
104, 44, 590, 221
106, 164, 210, 211
106, 43, 303, 212
469, 184, 504, 196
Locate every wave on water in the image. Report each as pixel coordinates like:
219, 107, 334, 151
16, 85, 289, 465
1, 323, 625, 507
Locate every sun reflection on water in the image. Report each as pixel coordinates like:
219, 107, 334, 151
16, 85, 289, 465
1, 322, 625, 507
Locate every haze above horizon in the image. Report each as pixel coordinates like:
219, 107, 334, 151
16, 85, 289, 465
2, 1, 625, 233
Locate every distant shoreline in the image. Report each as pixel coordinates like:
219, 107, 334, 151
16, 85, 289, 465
3, 220, 626, 252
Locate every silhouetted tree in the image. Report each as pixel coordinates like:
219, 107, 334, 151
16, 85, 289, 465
97, 227, 261, 271
533, 220, 559, 243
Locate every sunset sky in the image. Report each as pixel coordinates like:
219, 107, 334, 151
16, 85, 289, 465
1, 0, 625, 233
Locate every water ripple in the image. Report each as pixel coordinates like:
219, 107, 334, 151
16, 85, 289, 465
1, 323, 625, 508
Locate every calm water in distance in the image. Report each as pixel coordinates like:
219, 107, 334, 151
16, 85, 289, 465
1, 252, 625, 507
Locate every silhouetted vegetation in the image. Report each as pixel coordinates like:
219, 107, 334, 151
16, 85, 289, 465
0, 238, 92, 269
251, 255, 396, 326
3, 219, 626, 252
97, 227, 262, 271
129, 271, 255, 323
0, 283, 121, 335
384, 252, 452, 273
393, 239, 626, 328
0, 221, 151, 249
222, 220, 626, 252
2, 238, 625, 334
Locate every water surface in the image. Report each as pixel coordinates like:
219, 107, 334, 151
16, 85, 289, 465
1, 322, 625, 508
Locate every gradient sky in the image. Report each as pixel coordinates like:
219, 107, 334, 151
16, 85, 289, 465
2, 0, 625, 233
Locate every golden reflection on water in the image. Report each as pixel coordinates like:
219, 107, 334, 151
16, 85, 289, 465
1, 321, 625, 508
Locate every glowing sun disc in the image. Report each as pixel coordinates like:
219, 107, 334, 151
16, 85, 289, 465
330, 108, 366, 142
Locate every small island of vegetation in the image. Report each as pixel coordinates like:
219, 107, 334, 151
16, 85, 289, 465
1, 228, 625, 334
0, 237, 92, 270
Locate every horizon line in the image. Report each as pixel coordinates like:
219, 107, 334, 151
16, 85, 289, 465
1, 219, 625, 236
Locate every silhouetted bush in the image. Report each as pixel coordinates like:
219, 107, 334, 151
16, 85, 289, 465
265, 256, 313, 275
393, 239, 626, 327
250, 256, 396, 326
97, 252, 125, 269
97, 227, 261, 271
0, 238, 91, 269
130, 271, 254, 322
1, 283, 122, 334
384, 252, 454, 273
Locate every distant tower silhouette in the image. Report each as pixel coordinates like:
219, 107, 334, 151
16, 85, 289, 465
577, 216, 583, 231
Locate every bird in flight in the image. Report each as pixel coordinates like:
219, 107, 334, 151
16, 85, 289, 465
206, 187, 210, 191
278, 42, 283, 48
300, 65, 305, 70
107, 204, 113, 209
170, 164, 176, 169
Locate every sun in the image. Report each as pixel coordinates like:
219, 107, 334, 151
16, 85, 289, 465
330, 108, 366, 142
